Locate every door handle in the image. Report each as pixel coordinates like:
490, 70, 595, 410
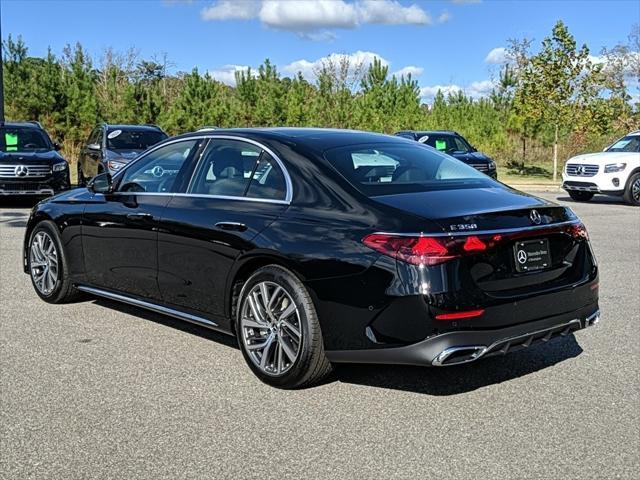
215, 222, 248, 232
126, 213, 153, 221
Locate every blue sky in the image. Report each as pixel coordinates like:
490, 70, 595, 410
2, 0, 638, 101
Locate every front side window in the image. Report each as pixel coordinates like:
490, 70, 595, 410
324, 142, 491, 197
1, 127, 52, 152
117, 140, 200, 193
107, 129, 167, 152
606, 135, 640, 153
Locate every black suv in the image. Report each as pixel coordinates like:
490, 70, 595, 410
395, 130, 497, 179
77, 124, 168, 185
0, 121, 70, 196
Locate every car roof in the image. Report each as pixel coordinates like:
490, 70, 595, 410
103, 124, 165, 132
398, 130, 459, 137
172, 127, 407, 152
1, 121, 45, 130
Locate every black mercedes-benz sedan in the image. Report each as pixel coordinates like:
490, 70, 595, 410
23, 128, 599, 388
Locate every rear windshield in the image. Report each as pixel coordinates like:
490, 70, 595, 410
107, 129, 167, 151
1, 127, 52, 152
324, 142, 492, 196
605, 135, 640, 153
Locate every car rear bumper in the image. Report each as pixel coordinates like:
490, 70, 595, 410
326, 305, 599, 367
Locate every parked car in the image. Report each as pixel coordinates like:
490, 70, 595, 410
77, 124, 168, 185
395, 130, 497, 179
23, 128, 599, 388
0, 121, 70, 196
562, 131, 640, 206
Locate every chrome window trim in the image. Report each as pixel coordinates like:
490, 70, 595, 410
112, 134, 293, 204
371, 219, 580, 238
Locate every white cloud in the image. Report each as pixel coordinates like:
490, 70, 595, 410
201, 0, 433, 39
393, 66, 424, 78
356, 0, 430, 25
419, 79, 495, 102
208, 64, 254, 86
437, 11, 451, 24
283, 50, 388, 81
485, 47, 508, 64
201, 0, 261, 20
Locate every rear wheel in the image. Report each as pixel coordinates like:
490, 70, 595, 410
236, 265, 332, 389
568, 190, 594, 202
623, 172, 640, 206
28, 221, 81, 303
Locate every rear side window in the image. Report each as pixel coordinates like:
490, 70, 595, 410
189, 140, 260, 197
245, 154, 287, 201
324, 142, 490, 197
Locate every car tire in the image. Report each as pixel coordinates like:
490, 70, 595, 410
27, 221, 82, 304
568, 190, 594, 202
623, 172, 640, 206
236, 265, 332, 389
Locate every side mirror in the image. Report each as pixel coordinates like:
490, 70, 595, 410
53, 142, 62, 151
88, 172, 113, 194
87, 143, 101, 152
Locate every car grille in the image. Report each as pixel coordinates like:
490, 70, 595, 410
0, 165, 52, 178
565, 164, 599, 177
468, 163, 489, 172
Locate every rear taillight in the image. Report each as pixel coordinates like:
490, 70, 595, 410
568, 222, 589, 240
363, 222, 586, 267
362, 234, 457, 266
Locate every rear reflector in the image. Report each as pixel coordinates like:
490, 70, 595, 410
435, 309, 485, 320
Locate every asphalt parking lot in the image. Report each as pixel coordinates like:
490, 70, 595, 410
1, 192, 638, 480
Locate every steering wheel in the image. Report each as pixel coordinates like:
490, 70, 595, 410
24, 143, 39, 149
119, 182, 146, 193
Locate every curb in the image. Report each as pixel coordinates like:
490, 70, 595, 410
506, 184, 562, 193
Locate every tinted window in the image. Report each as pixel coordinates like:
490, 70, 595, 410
189, 140, 261, 197
606, 135, 640, 153
324, 142, 490, 196
117, 140, 200, 193
87, 127, 102, 146
107, 129, 167, 151
421, 135, 471, 154
246, 154, 287, 201
1, 127, 51, 152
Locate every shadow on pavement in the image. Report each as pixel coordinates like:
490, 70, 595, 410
0, 208, 30, 228
91, 297, 239, 350
0, 196, 42, 209
332, 335, 583, 395
556, 195, 633, 207
85, 295, 583, 395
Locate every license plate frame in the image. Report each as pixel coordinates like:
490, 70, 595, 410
513, 238, 551, 273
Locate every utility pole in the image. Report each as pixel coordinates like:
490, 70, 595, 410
0, 4, 5, 123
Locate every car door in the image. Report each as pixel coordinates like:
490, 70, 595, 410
81, 127, 104, 180
82, 138, 206, 300
156, 138, 290, 327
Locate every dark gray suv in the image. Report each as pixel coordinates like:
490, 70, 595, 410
77, 124, 168, 185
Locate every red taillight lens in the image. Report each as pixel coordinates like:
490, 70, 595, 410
362, 234, 457, 266
568, 222, 589, 240
435, 309, 485, 320
463, 235, 486, 252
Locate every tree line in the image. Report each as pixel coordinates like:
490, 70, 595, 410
2, 21, 639, 179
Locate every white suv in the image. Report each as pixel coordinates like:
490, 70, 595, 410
562, 131, 640, 206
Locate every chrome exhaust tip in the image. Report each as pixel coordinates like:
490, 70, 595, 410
432, 345, 487, 367
585, 310, 600, 328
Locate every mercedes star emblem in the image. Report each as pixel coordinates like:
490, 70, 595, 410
529, 209, 542, 225
14, 165, 28, 177
517, 249, 528, 264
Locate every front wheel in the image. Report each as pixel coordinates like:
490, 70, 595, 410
28, 221, 81, 303
236, 265, 332, 389
568, 190, 594, 202
623, 172, 640, 206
